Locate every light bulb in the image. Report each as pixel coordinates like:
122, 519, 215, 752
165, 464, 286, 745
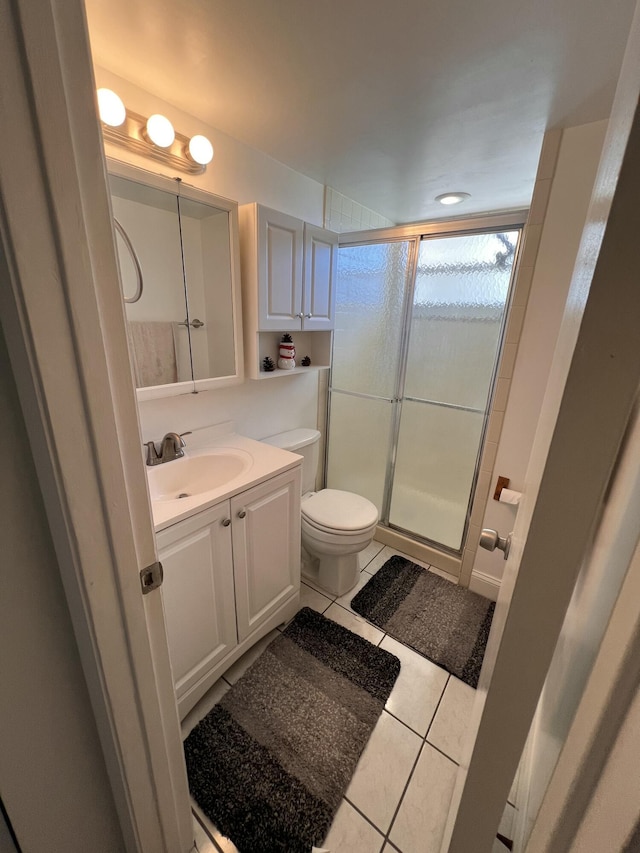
97, 88, 126, 127
435, 192, 470, 205
188, 135, 214, 166
146, 114, 175, 148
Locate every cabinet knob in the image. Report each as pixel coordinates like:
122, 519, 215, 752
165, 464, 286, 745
304, 312, 313, 319
221, 517, 231, 527
295, 312, 304, 319
237, 509, 247, 519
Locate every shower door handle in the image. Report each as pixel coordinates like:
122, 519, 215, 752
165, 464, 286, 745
479, 528, 512, 560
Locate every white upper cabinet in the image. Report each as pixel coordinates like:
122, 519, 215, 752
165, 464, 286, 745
303, 222, 338, 331
257, 206, 304, 331
240, 203, 337, 333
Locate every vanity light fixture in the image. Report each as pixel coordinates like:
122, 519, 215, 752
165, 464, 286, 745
97, 88, 126, 127
145, 114, 176, 148
96, 89, 214, 174
435, 192, 471, 205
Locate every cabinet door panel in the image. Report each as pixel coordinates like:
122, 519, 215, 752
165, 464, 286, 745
232, 468, 301, 642
156, 502, 237, 699
303, 224, 337, 330
258, 207, 303, 330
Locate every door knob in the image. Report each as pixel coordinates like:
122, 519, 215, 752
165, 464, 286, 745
479, 528, 512, 560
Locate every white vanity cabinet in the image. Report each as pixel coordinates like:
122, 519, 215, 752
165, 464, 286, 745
155, 501, 237, 707
239, 203, 337, 378
231, 470, 301, 642
155, 465, 301, 717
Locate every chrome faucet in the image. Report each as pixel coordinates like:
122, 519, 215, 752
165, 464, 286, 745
145, 431, 192, 466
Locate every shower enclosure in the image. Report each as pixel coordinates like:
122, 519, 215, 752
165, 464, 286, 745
325, 217, 523, 555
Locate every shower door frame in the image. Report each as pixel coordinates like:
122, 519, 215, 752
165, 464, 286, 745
327, 211, 527, 558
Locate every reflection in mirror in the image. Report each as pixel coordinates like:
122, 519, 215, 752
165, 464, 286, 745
177, 196, 236, 381
108, 171, 238, 391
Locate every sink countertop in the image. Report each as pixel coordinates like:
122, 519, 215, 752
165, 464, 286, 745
148, 429, 302, 531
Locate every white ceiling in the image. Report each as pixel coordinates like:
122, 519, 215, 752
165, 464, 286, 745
84, 0, 636, 223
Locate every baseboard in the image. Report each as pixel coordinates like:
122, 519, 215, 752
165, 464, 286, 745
469, 569, 501, 601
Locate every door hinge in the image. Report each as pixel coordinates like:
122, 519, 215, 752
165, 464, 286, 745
140, 561, 163, 594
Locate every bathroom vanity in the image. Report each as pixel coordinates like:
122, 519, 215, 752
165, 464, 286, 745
148, 425, 301, 719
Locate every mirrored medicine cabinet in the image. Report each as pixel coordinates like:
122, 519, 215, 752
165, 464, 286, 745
107, 160, 244, 400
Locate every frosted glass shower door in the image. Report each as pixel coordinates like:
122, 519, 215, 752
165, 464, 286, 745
389, 231, 518, 549
326, 240, 414, 512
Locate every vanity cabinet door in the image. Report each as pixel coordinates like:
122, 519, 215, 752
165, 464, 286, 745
257, 206, 304, 331
303, 223, 338, 331
156, 501, 237, 706
231, 467, 301, 642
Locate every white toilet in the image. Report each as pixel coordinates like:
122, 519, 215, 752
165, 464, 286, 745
262, 428, 379, 596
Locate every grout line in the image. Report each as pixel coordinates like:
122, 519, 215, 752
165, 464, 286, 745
424, 674, 451, 741
383, 707, 427, 740
192, 808, 226, 853
382, 738, 430, 848
342, 796, 388, 840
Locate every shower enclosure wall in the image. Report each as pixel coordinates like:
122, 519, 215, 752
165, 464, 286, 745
325, 217, 523, 559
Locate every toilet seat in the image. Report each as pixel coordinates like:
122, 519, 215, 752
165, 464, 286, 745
301, 489, 378, 533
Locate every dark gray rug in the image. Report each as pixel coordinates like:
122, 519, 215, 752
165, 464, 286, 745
351, 555, 495, 688
184, 606, 400, 853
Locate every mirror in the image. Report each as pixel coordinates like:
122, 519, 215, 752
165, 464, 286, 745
107, 161, 243, 399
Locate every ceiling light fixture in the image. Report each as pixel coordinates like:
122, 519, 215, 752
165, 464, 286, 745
96, 90, 214, 174
435, 192, 471, 205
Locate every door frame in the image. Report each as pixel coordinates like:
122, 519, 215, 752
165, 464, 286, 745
442, 4, 640, 849
0, 2, 192, 851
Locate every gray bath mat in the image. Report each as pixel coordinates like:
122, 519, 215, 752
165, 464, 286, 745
184, 606, 400, 853
351, 555, 494, 688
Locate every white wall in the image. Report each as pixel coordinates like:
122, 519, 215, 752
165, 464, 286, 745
0, 324, 125, 852
472, 120, 607, 585
95, 67, 326, 225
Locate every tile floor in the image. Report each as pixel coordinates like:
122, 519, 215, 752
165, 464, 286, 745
185, 542, 514, 853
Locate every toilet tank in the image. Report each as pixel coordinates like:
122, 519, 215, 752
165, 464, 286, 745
261, 428, 320, 494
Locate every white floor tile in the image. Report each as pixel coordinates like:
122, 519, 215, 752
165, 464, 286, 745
380, 636, 449, 737
300, 582, 333, 614
324, 603, 385, 645
181, 678, 230, 739
359, 539, 385, 570
192, 804, 239, 852
301, 574, 338, 600
389, 744, 458, 853
334, 570, 373, 614
323, 799, 385, 853
346, 711, 422, 833
364, 546, 401, 575
365, 545, 431, 576
192, 812, 220, 852
222, 629, 280, 685
427, 676, 476, 764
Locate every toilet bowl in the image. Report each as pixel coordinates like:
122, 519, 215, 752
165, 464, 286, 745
261, 429, 379, 596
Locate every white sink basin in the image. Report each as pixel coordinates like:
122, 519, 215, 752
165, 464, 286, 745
148, 449, 253, 502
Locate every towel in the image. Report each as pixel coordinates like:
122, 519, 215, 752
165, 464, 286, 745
127, 321, 178, 387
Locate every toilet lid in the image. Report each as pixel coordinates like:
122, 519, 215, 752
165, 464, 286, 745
302, 489, 378, 532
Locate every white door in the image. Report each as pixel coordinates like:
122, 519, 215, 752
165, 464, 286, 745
231, 469, 301, 642
302, 223, 337, 330
156, 502, 237, 709
0, 3, 193, 850
441, 21, 640, 853
257, 205, 304, 331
